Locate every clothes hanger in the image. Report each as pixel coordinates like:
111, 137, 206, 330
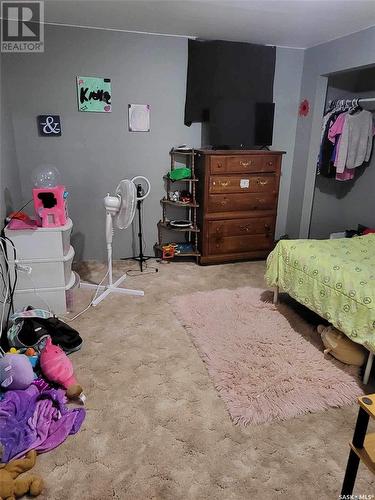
349, 98, 362, 115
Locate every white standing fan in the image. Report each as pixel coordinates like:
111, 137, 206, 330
81, 176, 151, 306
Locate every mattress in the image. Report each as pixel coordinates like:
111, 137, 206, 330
265, 235, 375, 351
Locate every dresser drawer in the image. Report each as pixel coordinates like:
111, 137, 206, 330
262, 155, 279, 171
210, 155, 276, 174
207, 192, 276, 212
208, 233, 274, 255
209, 174, 276, 194
208, 217, 274, 237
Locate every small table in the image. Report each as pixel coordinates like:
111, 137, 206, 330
341, 393, 375, 495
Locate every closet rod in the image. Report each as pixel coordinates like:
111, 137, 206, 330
329, 97, 375, 110
330, 98, 375, 104
358, 98, 375, 104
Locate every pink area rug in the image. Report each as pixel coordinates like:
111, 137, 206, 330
170, 287, 362, 426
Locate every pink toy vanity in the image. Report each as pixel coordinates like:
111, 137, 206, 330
32, 185, 68, 227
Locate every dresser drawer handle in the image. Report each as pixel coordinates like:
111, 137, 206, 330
239, 225, 250, 232
267, 161, 273, 166
257, 179, 268, 186
257, 198, 266, 204
240, 160, 253, 167
220, 200, 228, 206
212, 180, 229, 187
264, 224, 271, 230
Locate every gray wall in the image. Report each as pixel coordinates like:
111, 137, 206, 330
2, 25, 303, 260
2, 25, 201, 260
286, 26, 375, 238
272, 47, 304, 237
0, 55, 22, 221
0, 54, 23, 321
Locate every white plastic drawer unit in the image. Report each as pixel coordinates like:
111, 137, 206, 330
9, 245, 75, 290
12, 271, 77, 315
4, 218, 73, 259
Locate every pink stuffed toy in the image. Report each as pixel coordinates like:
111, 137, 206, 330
40, 337, 83, 399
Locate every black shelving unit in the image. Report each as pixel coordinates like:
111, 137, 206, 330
155, 148, 200, 262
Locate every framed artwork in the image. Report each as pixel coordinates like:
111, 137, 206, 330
128, 104, 150, 132
37, 115, 62, 136
77, 76, 112, 112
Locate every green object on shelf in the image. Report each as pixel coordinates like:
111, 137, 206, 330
169, 167, 191, 181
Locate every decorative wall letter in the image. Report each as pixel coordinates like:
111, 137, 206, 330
77, 76, 112, 112
37, 115, 62, 136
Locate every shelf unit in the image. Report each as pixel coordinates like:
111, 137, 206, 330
156, 148, 200, 262
341, 393, 375, 495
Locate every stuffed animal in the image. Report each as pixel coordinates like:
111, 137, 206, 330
0, 450, 44, 498
40, 337, 83, 399
0, 354, 34, 391
317, 324, 367, 366
7, 348, 39, 369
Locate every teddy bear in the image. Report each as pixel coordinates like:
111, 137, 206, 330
0, 450, 44, 499
317, 324, 367, 366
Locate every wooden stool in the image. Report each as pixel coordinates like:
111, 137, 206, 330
341, 393, 375, 495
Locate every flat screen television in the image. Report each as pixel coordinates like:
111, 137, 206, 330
209, 100, 275, 149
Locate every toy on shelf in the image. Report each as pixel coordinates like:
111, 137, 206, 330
179, 190, 192, 203
0, 450, 44, 498
162, 243, 177, 259
0, 353, 34, 390
40, 337, 84, 401
32, 165, 68, 227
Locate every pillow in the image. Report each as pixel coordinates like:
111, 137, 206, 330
317, 325, 367, 366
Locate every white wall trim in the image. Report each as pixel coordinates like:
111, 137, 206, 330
43, 22, 307, 49
299, 75, 328, 238
43, 22, 197, 39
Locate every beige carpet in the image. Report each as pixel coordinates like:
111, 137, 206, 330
33, 260, 374, 499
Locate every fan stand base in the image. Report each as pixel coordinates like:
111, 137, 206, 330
80, 273, 144, 306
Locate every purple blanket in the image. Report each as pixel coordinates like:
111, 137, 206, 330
0, 380, 85, 462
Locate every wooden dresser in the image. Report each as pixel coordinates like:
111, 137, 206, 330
195, 149, 284, 264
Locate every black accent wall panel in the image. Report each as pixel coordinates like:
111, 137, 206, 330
184, 39, 276, 126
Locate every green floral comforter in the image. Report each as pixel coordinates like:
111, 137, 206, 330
265, 235, 375, 352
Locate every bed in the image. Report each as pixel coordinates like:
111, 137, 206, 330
265, 234, 375, 383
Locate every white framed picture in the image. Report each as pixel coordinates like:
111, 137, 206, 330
128, 104, 150, 132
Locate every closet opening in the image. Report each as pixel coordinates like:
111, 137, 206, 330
309, 65, 375, 239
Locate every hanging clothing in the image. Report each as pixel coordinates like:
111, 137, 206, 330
327, 112, 355, 181
328, 111, 346, 156
336, 168, 355, 181
335, 110, 373, 172
317, 111, 342, 177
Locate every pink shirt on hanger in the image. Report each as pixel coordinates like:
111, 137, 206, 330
327, 112, 354, 181
328, 112, 347, 164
